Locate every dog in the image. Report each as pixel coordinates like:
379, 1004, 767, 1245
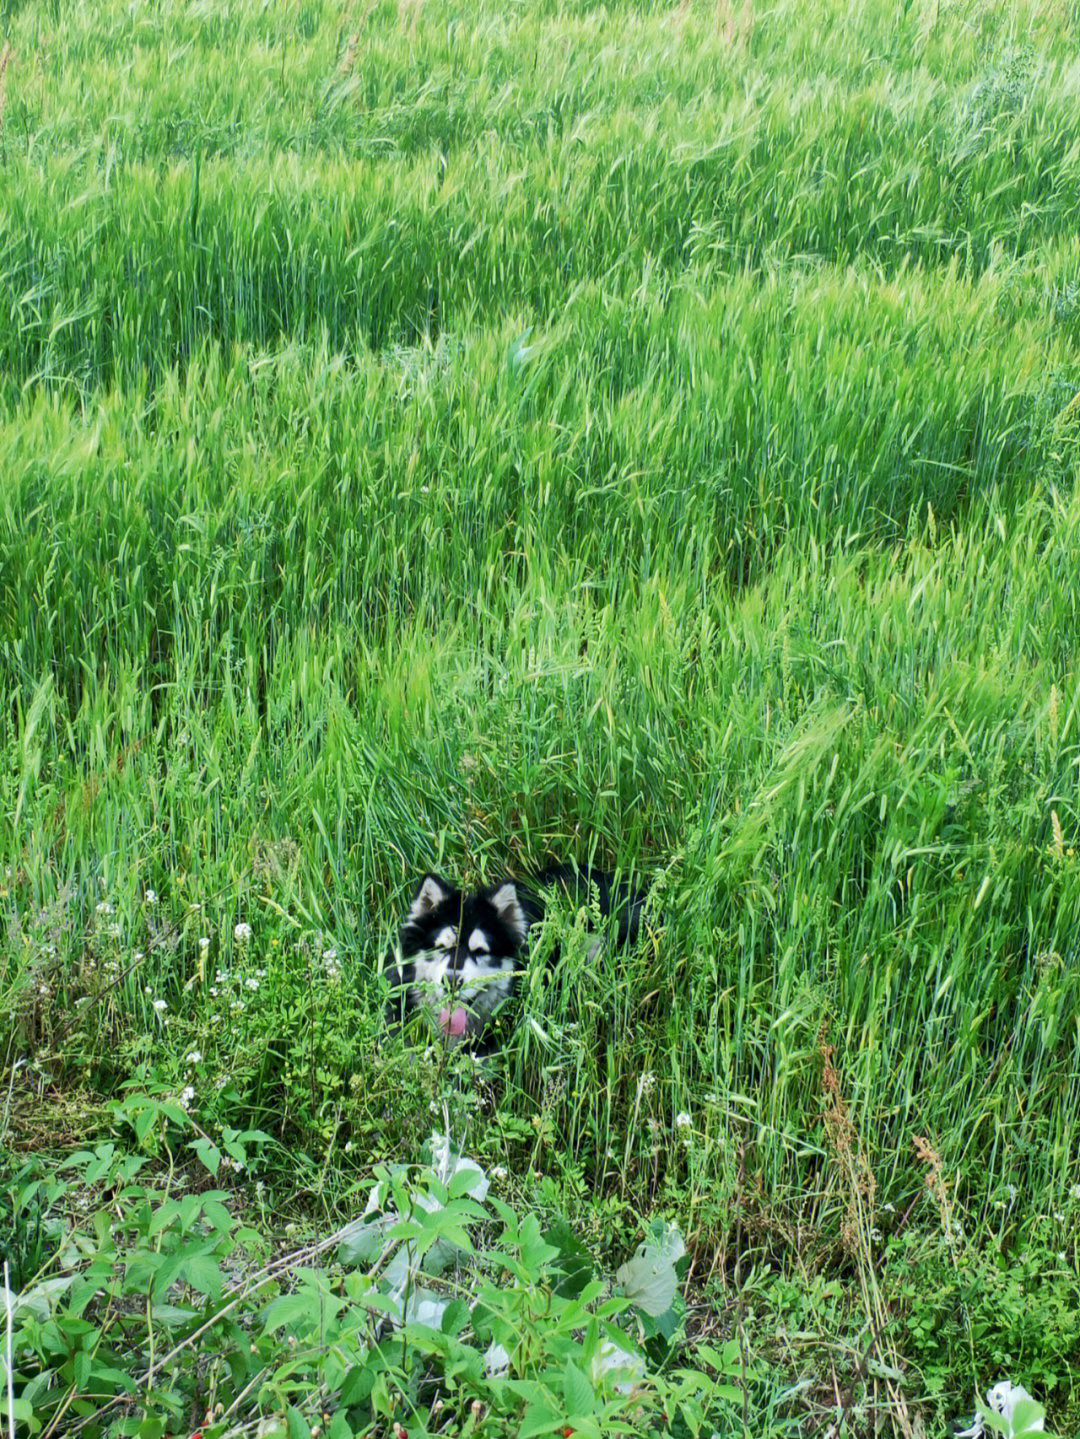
386, 864, 646, 1048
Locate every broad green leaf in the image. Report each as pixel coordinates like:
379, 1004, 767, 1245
615, 1251, 678, 1316
564, 1358, 595, 1416
185, 1255, 223, 1300
192, 1137, 221, 1176
340, 1364, 376, 1405
263, 1292, 318, 1334
518, 1403, 563, 1439
286, 1405, 312, 1439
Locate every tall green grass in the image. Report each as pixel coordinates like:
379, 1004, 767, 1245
2, 0, 1080, 1397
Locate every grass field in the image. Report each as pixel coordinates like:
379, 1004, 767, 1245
3, 0, 1080, 1432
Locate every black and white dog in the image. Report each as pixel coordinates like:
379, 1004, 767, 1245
387, 865, 646, 1047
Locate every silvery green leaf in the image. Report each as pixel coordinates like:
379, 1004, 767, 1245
615, 1250, 678, 1316
2, 1277, 76, 1322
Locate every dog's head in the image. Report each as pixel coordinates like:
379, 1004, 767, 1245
394, 874, 528, 1044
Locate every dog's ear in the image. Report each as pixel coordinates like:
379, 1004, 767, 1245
488, 881, 527, 942
408, 874, 452, 922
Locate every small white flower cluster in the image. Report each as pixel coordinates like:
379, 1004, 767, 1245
95, 901, 114, 916
144, 890, 158, 905
234, 922, 253, 943
179, 1085, 195, 1109
322, 947, 341, 981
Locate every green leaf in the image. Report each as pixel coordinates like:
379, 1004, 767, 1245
340, 1364, 376, 1405
149, 1303, 200, 1326
441, 1298, 470, 1335
615, 1250, 678, 1316
0, 1396, 39, 1434
286, 1406, 312, 1439
192, 1137, 221, 1176
338, 1215, 393, 1267
563, 1359, 595, 1417
185, 1255, 223, 1300
135, 1105, 159, 1145
544, 1220, 595, 1299
518, 1403, 563, 1439
74, 1349, 92, 1391
263, 1293, 318, 1334
1008, 1400, 1046, 1436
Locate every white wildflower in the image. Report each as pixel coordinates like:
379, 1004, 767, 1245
1058, 1251, 1067, 1264
152, 998, 167, 1012
675, 1112, 692, 1130
199, 937, 210, 951
185, 1050, 203, 1064
484, 1343, 510, 1378
245, 977, 259, 991
491, 1166, 508, 1181
144, 890, 158, 905
234, 922, 253, 943
179, 1086, 195, 1108
322, 948, 338, 963
95, 901, 114, 915
1071, 1184, 1080, 1201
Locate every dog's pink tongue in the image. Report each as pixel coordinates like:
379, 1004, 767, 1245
439, 1007, 468, 1037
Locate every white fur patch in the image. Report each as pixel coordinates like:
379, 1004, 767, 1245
468, 929, 489, 953
488, 882, 526, 941
409, 875, 450, 922
434, 926, 457, 950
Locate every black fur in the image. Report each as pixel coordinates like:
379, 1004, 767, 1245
386, 863, 646, 1049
